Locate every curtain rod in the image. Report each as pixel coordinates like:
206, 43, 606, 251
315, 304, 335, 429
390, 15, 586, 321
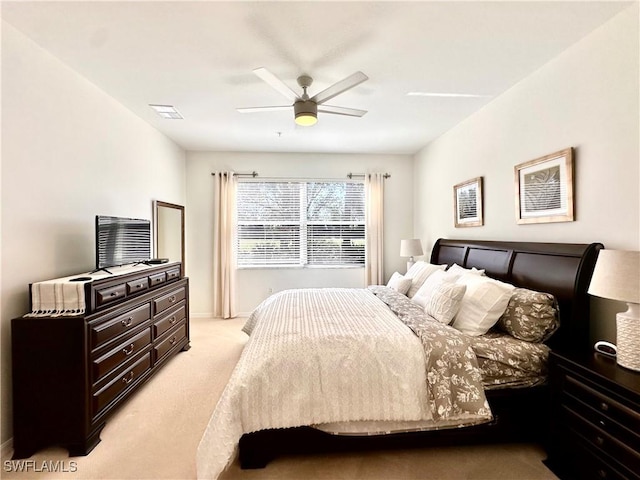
211, 171, 258, 178
347, 173, 391, 179
212, 171, 391, 180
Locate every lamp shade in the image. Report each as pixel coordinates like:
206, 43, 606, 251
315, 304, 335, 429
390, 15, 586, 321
400, 239, 424, 258
588, 250, 640, 304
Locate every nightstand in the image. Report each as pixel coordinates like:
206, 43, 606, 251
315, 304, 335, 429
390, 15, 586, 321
545, 350, 640, 480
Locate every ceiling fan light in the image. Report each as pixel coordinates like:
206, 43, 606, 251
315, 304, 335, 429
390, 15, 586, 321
294, 100, 318, 126
295, 114, 317, 126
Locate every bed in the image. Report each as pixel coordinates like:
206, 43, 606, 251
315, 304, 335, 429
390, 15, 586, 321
196, 239, 603, 479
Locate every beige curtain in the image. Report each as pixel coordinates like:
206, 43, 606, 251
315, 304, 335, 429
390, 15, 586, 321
365, 173, 384, 286
212, 172, 237, 319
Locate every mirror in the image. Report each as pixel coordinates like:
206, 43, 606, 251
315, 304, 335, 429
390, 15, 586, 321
153, 200, 185, 273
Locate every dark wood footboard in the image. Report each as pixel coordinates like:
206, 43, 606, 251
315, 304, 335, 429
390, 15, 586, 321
240, 384, 550, 468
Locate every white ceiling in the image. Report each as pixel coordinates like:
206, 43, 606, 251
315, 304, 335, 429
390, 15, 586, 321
2, 1, 631, 155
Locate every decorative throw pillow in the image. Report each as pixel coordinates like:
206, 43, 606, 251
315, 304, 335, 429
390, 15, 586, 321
425, 282, 467, 325
387, 272, 412, 295
451, 274, 515, 336
411, 269, 460, 308
497, 287, 559, 343
405, 261, 447, 298
447, 264, 486, 276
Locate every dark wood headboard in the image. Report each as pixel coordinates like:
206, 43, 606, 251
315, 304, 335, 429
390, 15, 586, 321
430, 239, 604, 351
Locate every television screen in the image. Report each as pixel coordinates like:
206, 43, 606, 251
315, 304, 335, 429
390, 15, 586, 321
96, 215, 151, 269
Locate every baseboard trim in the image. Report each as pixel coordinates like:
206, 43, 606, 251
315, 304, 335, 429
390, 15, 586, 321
190, 312, 216, 319
191, 312, 251, 319
1, 437, 13, 459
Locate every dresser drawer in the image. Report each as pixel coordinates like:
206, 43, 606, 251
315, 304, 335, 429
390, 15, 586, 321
153, 304, 186, 338
563, 407, 640, 473
126, 277, 149, 295
92, 352, 152, 417
154, 287, 186, 316
561, 428, 631, 480
91, 304, 151, 349
166, 267, 181, 281
562, 389, 640, 455
95, 283, 126, 307
92, 328, 152, 383
563, 373, 640, 437
149, 272, 166, 287
154, 323, 187, 362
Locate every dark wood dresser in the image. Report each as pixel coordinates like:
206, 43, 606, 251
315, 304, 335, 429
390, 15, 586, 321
545, 350, 640, 480
11, 262, 190, 459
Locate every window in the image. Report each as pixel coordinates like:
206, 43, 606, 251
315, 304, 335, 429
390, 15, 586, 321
236, 181, 365, 267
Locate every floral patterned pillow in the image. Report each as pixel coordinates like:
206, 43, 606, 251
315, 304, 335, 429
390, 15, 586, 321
497, 287, 559, 343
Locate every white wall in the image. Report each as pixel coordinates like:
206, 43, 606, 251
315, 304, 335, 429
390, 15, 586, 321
186, 151, 414, 315
413, 5, 639, 343
0, 22, 186, 444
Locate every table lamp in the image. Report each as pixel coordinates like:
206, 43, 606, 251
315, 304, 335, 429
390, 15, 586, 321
400, 239, 423, 273
587, 250, 640, 372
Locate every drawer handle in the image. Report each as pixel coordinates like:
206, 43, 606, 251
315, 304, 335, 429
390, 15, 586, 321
135, 283, 144, 289
110, 291, 119, 297
169, 316, 177, 325
600, 402, 609, 412
121, 317, 133, 327
169, 295, 177, 303
169, 336, 177, 345
122, 371, 134, 384
122, 343, 135, 356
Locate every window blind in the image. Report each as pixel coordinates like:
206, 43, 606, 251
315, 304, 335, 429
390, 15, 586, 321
236, 181, 365, 267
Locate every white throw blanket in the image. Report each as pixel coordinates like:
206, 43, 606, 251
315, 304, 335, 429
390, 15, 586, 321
196, 287, 491, 479
28, 276, 92, 316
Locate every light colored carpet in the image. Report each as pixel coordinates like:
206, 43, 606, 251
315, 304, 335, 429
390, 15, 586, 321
2, 317, 557, 480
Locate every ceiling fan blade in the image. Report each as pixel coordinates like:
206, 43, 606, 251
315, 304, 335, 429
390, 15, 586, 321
318, 105, 367, 117
253, 67, 299, 101
311, 71, 368, 105
237, 106, 292, 113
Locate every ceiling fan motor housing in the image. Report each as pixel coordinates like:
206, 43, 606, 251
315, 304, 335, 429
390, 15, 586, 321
294, 99, 318, 126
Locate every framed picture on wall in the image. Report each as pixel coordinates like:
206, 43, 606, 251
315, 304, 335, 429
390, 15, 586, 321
514, 147, 574, 224
454, 176, 483, 227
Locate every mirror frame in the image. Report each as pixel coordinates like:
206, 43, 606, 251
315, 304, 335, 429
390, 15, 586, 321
153, 200, 185, 274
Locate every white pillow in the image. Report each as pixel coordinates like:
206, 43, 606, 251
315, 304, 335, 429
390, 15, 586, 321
405, 261, 447, 298
387, 272, 412, 295
451, 274, 515, 336
425, 282, 467, 325
448, 264, 486, 276
411, 269, 460, 308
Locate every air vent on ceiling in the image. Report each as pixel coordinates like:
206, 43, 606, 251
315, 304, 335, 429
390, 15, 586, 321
149, 104, 183, 119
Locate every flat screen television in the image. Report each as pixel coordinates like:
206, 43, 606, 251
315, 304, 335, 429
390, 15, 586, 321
95, 215, 151, 270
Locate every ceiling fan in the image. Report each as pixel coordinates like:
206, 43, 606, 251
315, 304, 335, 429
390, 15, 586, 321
237, 67, 368, 126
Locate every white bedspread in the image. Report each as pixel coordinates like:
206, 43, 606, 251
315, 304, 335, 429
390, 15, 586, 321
196, 287, 490, 479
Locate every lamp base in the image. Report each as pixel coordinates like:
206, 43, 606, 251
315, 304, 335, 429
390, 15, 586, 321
616, 303, 640, 372
406, 257, 415, 274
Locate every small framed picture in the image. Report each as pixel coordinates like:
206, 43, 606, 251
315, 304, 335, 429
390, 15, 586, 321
454, 177, 483, 228
515, 148, 574, 224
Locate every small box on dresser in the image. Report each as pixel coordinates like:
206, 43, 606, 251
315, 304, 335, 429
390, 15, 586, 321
546, 350, 640, 480
11, 262, 189, 459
